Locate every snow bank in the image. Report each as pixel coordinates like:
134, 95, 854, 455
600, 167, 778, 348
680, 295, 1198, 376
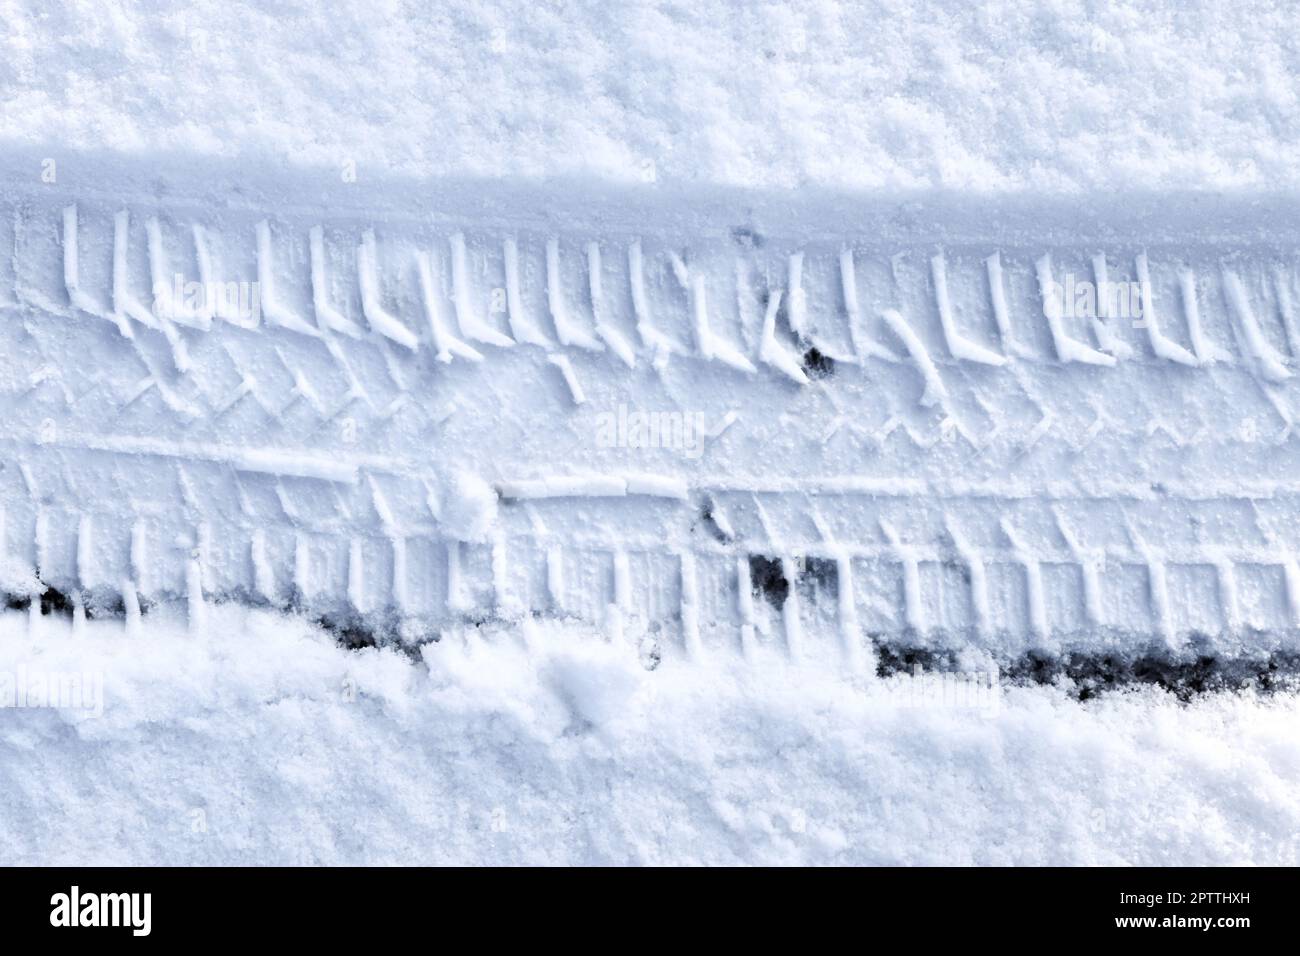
3, 0, 1296, 192
2, 608, 1295, 865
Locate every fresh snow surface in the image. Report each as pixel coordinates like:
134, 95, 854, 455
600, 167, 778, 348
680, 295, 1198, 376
3, 608, 1298, 866
2, 0, 1297, 192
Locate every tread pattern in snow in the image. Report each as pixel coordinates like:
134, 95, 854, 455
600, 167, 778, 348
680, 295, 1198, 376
3, 187, 1300, 661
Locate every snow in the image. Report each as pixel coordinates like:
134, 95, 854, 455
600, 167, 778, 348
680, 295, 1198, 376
1, 608, 1297, 865
438, 471, 500, 543
2, 1, 1297, 192
4, 0, 1300, 865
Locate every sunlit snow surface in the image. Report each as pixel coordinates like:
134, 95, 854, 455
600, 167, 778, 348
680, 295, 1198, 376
2, 1, 1296, 192
1, 608, 1297, 865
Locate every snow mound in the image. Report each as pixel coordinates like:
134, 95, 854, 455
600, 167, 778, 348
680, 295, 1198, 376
437, 472, 499, 543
